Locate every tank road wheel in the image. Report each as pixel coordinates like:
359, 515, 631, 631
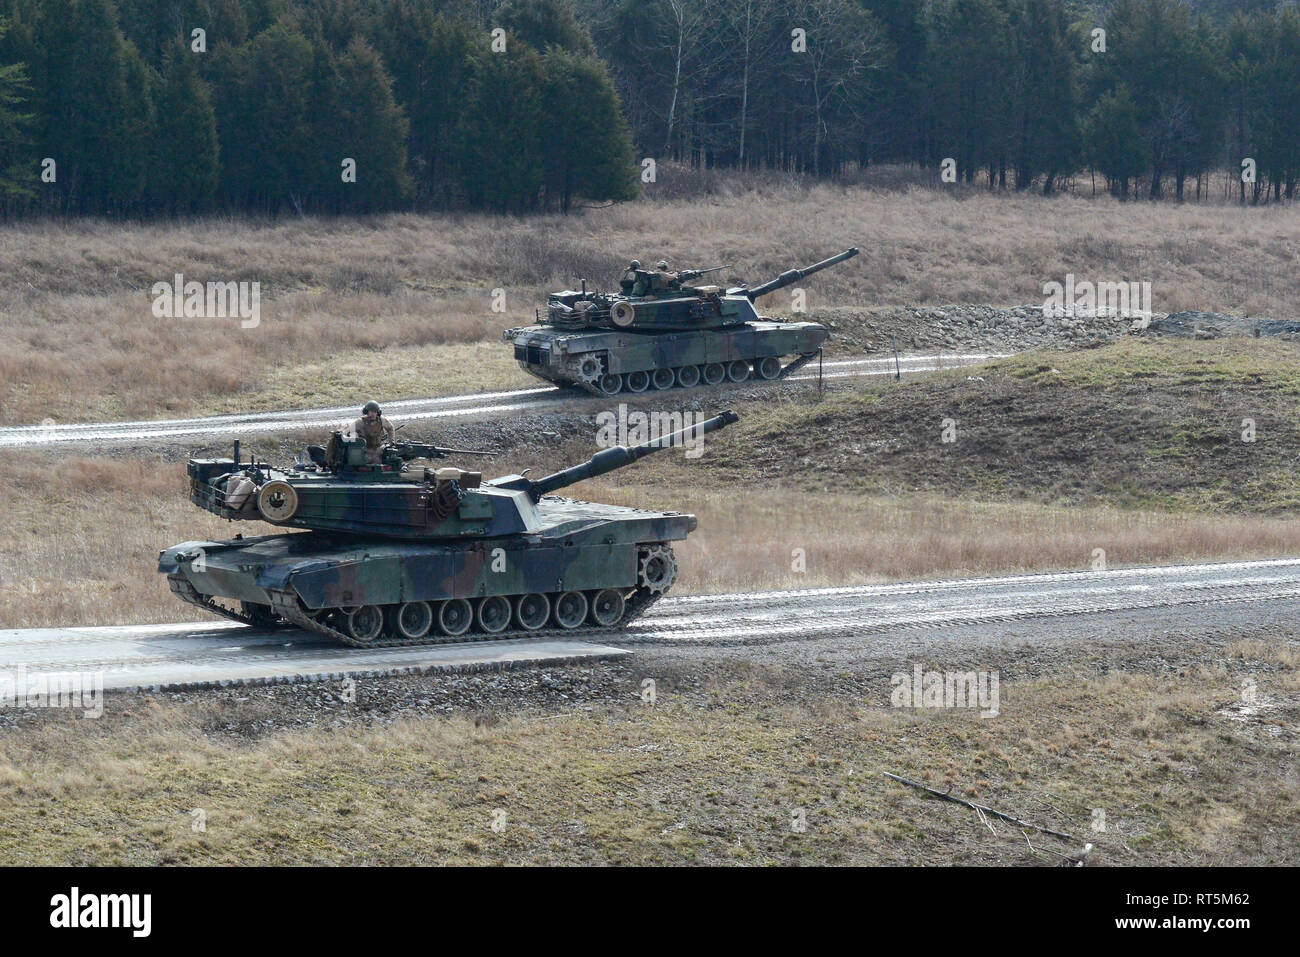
638, 545, 678, 594
476, 595, 512, 634
598, 372, 623, 396
651, 368, 676, 390
702, 363, 725, 386
626, 370, 651, 393
588, 589, 626, 627
393, 601, 433, 640
676, 365, 701, 388
436, 598, 473, 636
755, 356, 782, 380
515, 593, 551, 631
727, 359, 751, 382
553, 590, 589, 629
344, 605, 385, 643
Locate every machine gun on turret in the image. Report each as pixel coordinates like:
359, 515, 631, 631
387, 441, 496, 461
675, 264, 730, 286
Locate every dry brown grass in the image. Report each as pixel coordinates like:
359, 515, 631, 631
2, 176, 1297, 423
0, 660, 1294, 864
589, 483, 1300, 593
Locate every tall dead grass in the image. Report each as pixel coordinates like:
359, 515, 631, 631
588, 483, 1300, 593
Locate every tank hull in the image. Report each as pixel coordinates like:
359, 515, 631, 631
507, 320, 827, 394
158, 498, 695, 644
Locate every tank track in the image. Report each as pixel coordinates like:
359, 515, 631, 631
573, 354, 816, 396
169, 575, 271, 627
167, 577, 668, 650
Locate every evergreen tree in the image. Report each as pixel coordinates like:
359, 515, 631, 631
926, 0, 1015, 185
498, 0, 596, 56
0, 15, 34, 206
1083, 86, 1149, 198
215, 20, 313, 212
150, 38, 219, 212
540, 47, 636, 211
330, 36, 411, 210
457, 40, 545, 212
375, 0, 475, 205
33, 0, 152, 213
1010, 0, 1080, 193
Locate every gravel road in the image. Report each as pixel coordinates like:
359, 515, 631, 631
4, 558, 1298, 695
0, 354, 1002, 447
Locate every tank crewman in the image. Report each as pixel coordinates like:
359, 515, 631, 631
629, 259, 680, 297
652, 260, 681, 293
353, 399, 395, 464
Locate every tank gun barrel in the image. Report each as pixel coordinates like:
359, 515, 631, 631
740, 247, 859, 301
529, 410, 739, 501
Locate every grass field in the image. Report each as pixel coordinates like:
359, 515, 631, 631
697, 338, 1300, 512
5, 339, 1300, 628
2, 173, 1297, 424
4, 180, 1300, 868
1, 646, 1294, 865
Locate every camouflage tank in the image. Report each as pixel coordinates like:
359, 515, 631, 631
158, 413, 738, 646
504, 248, 859, 395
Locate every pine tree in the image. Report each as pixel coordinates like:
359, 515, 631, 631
498, 0, 596, 57
1010, 0, 1080, 193
540, 47, 636, 211
0, 15, 35, 206
33, 0, 152, 213
331, 36, 411, 211
151, 38, 219, 212
215, 21, 313, 212
926, 0, 1015, 185
457, 41, 545, 212
1083, 86, 1149, 198
376, 0, 475, 206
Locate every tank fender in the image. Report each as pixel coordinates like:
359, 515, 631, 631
254, 558, 334, 592
157, 540, 225, 574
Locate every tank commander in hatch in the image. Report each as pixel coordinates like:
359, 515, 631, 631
354, 399, 395, 464
628, 259, 679, 297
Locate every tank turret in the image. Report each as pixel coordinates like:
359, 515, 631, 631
159, 413, 739, 645
504, 248, 859, 396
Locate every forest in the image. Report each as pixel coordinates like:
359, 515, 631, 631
0, 0, 1296, 217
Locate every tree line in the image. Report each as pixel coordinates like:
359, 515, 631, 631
582, 0, 1300, 201
0, 0, 1297, 218
0, 0, 638, 215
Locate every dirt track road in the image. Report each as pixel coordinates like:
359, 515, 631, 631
5, 558, 1299, 691
0, 354, 1002, 447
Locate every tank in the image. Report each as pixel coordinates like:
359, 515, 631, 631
158, 412, 739, 646
504, 248, 859, 395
